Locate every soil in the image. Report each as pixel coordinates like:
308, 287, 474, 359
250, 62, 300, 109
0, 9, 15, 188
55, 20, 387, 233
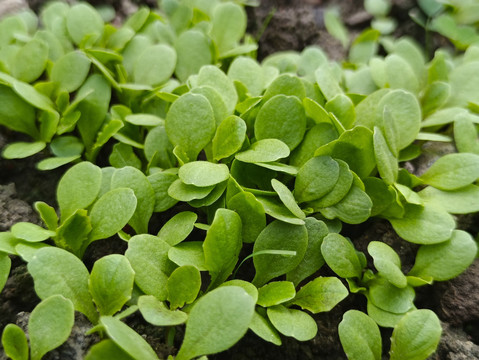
1, 0, 479, 359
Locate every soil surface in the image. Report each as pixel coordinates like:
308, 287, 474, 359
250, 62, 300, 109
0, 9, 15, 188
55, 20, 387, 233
1, 0, 479, 359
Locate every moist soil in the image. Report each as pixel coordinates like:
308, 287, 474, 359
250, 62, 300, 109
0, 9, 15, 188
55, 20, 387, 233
0, 0, 478, 359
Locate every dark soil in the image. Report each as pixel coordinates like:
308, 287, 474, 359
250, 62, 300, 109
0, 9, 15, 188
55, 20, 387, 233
1, 0, 479, 359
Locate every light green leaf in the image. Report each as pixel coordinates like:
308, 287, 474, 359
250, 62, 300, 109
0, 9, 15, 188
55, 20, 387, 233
125, 235, 172, 300
369, 277, 415, 314
253, 221, 308, 287
321, 233, 363, 278
271, 179, 305, 219
168, 179, 215, 202
0, 252, 11, 293
197, 65, 238, 115
227, 191, 266, 243
220, 280, 259, 303
315, 63, 343, 101
211, 2, 247, 55
0, 84, 37, 138
85, 339, 134, 360
191, 85, 229, 127
390, 310, 441, 360
374, 126, 398, 184
420, 153, 479, 190
257, 281, 296, 307
2, 324, 29, 360
148, 171, 178, 212
292, 276, 348, 313
167, 265, 201, 309
176, 286, 255, 360
212, 115, 247, 161
263, 74, 306, 102
454, 114, 479, 154
179, 161, 230, 187
267, 305, 317, 341
109, 143, 142, 169
12, 38, 48, 83
138, 295, 187, 326
418, 184, 479, 214
36, 156, 82, 171
228, 56, 264, 96
255, 95, 307, 150
29, 295, 74, 360
55, 209, 91, 255
2, 141, 46, 159
89, 255, 135, 316
249, 311, 282, 346
368, 241, 407, 288
11, 222, 55, 242
338, 310, 382, 360
235, 139, 290, 163
175, 30, 212, 82
50, 136, 84, 157
100, 316, 159, 360
256, 196, 305, 225
28, 247, 97, 323
324, 7, 349, 48
134, 44, 176, 86
66, 3, 104, 45
158, 211, 197, 246
51, 51, 91, 92
168, 241, 207, 271
409, 230, 477, 281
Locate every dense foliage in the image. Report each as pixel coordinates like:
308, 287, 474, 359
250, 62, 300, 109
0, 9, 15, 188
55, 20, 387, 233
1, 0, 479, 359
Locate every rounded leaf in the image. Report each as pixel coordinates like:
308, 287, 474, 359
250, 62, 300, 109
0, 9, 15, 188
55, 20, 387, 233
267, 305, 317, 341
134, 44, 177, 86
179, 161, 230, 187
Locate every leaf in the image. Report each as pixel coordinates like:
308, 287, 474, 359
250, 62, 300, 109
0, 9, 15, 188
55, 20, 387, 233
11, 222, 55, 242
85, 340, 134, 360
2, 324, 29, 360
291, 277, 348, 313
212, 115, 247, 161
168, 241, 207, 271
158, 211, 197, 246
168, 179, 215, 202
294, 156, 339, 203
176, 286, 255, 360
321, 233, 363, 278
271, 179, 305, 219
191, 85, 229, 127
257, 281, 296, 307
111, 167, 155, 234
165, 92, 216, 161
203, 209, 242, 289
211, 2, 247, 55
36, 156, 82, 171
89, 255, 135, 316
374, 126, 398, 184
418, 184, 479, 214
89, 188, 137, 242
99, 316, 159, 360
235, 139, 290, 163
50, 136, 84, 157
368, 241, 407, 288
147, 171, 178, 212
55, 209, 92, 254
367, 297, 413, 328
0, 252, 11, 293
255, 95, 307, 150
144, 124, 174, 169
51, 51, 91, 92
12, 38, 48, 83
390, 310, 442, 360
2, 141, 46, 159
228, 56, 264, 96
409, 230, 477, 281
253, 220, 308, 287
227, 191, 266, 243
175, 30, 212, 82
454, 114, 479, 154
267, 305, 317, 341
57, 161, 102, 219
0, 84, 37, 138
369, 277, 415, 314
109, 143, 142, 169
256, 196, 305, 225
388, 204, 455, 244
138, 295, 188, 326
167, 265, 201, 309
28, 247, 98, 323
29, 295, 74, 360
124, 114, 163, 127
315, 63, 343, 101
197, 65, 238, 115
134, 44, 177, 86
249, 311, 282, 346
179, 161, 230, 187
324, 7, 349, 48
66, 3, 104, 45
420, 153, 479, 190
338, 310, 382, 360
125, 235, 172, 300
263, 74, 306, 102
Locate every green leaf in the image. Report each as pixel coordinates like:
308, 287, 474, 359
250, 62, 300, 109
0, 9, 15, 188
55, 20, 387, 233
385, 54, 419, 93
138, 295, 188, 326
367, 297, 413, 328
36, 156, 81, 171
124, 113, 163, 127
167, 265, 201, 309
420, 153, 479, 190
271, 179, 305, 219
144, 124, 175, 169
294, 156, 339, 203
203, 209, 242, 289
227, 191, 266, 243
291, 276, 348, 313
448, 60, 479, 106
324, 7, 349, 48
99, 316, 159, 360
235, 139, 290, 163
89, 188, 137, 242
454, 114, 479, 154
57, 161, 102, 219
125, 235, 172, 300
388, 204, 455, 244
2, 324, 29, 360
211, 2, 247, 55
85, 340, 134, 360
263, 74, 306, 102
111, 167, 155, 234
338, 310, 382, 360
0, 84, 37, 138
325, 94, 356, 130
228, 56, 264, 96
374, 126, 398, 184
409, 230, 477, 281
253, 220, 308, 287
368, 241, 407, 288
197, 65, 238, 115
165, 92, 216, 161
255, 95, 307, 150
29, 295, 74, 360
212, 115, 247, 161
51, 51, 91, 92
176, 286, 255, 360
256, 196, 305, 225
66, 3, 104, 45
168, 179, 215, 202
257, 281, 296, 307
168, 241, 207, 271
12, 38, 48, 83
418, 184, 479, 214
55, 209, 92, 255
50, 136, 84, 157
109, 143, 142, 169
11, 222, 55, 242
28, 247, 97, 323
321, 233, 363, 278
191, 85, 229, 127
2, 141, 46, 159
369, 277, 415, 314
148, 171, 178, 212
315, 63, 343, 101
421, 81, 450, 116
89, 255, 135, 316
179, 161, 230, 187
0, 252, 11, 293
390, 310, 441, 360
249, 311, 282, 346
175, 30, 212, 82
267, 305, 317, 341
134, 44, 176, 86
158, 211, 197, 246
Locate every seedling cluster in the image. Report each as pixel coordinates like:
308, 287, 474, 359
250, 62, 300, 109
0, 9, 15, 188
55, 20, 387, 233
0, 0, 478, 359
